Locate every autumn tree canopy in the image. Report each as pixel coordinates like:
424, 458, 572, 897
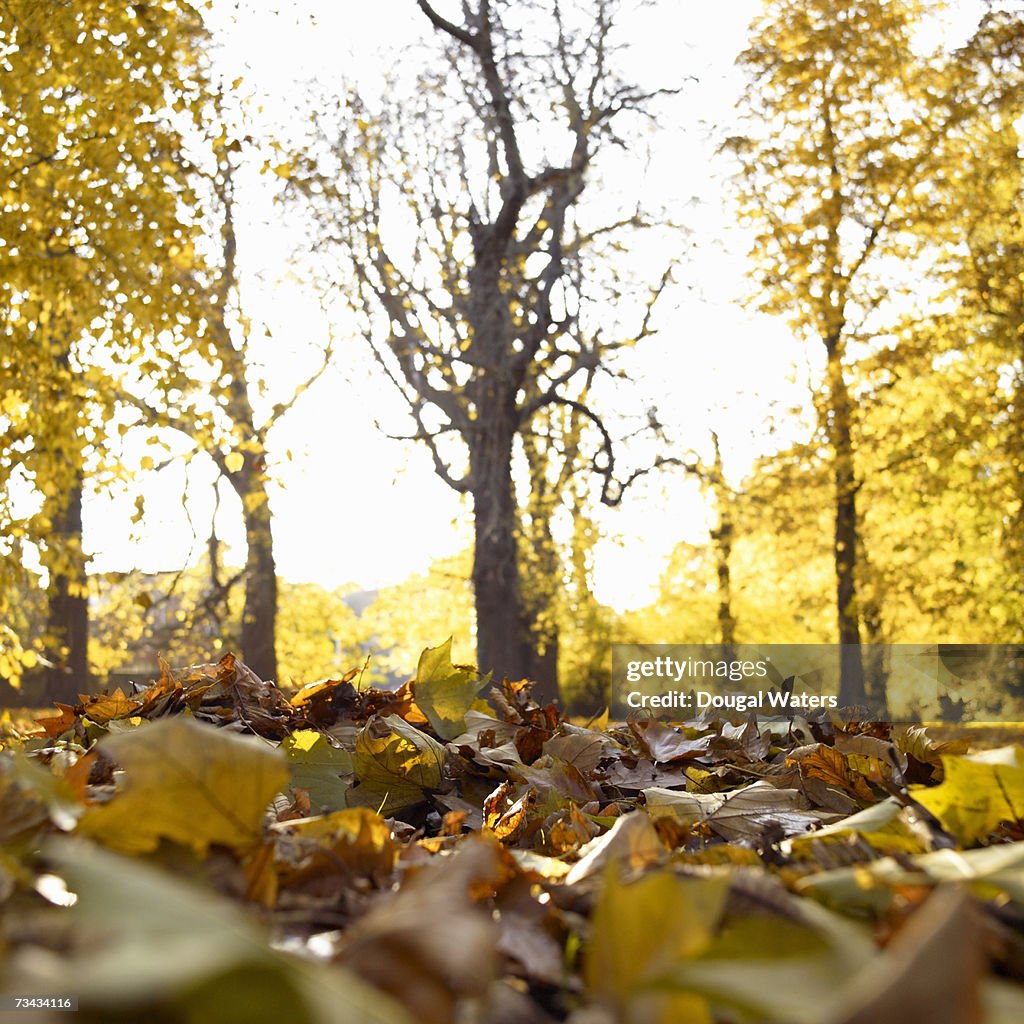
725, 0, 971, 705
0, 0, 211, 697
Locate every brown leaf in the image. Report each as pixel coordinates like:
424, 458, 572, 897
80, 688, 141, 725
789, 744, 876, 802
825, 887, 983, 1024
339, 838, 501, 1021
629, 720, 713, 763
35, 703, 78, 739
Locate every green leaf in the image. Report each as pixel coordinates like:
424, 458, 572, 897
348, 714, 445, 816
282, 729, 353, 813
77, 717, 289, 855
414, 638, 489, 741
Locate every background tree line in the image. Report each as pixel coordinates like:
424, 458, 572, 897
1, 0, 1021, 710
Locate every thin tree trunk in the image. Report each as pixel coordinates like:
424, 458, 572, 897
470, 427, 528, 683
1006, 328, 1024, 584
522, 516, 560, 706
708, 433, 737, 661
231, 465, 277, 681
826, 341, 866, 706
861, 578, 889, 717
41, 469, 89, 703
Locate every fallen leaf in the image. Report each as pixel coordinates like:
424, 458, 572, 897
824, 887, 983, 1024
20, 839, 410, 1024
348, 714, 445, 815
339, 838, 501, 1021
78, 716, 289, 855
273, 807, 397, 886
282, 729, 353, 812
913, 746, 1024, 846
585, 863, 728, 1024
565, 811, 664, 885
414, 638, 489, 740
645, 781, 822, 844
629, 719, 713, 763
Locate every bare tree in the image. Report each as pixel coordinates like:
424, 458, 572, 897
296, 0, 676, 682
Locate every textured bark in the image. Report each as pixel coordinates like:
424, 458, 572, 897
521, 511, 561, 706
41, 470, 89, 703
242, 492, 278, 682
227, 462, 278, 682
826, 342, 866, 706
861, 580, 889, 717
470, 422, 528, 684
708, 434, 736, 659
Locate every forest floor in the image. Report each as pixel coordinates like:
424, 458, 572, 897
2, 644, 1024, 1023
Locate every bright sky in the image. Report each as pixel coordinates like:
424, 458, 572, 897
83, 0, 830, 609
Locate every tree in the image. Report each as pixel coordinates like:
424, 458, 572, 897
295, 0, 674, 683
0, 0, 210, 699
726, 0, 961, 704
518, 390, 600, 703
936, 6, 1024, 626
124, 146, 333, 683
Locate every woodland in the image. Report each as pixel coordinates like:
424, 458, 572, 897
1, 0, 1024, 1021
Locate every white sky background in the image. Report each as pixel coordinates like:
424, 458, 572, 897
83, 0, 978, 610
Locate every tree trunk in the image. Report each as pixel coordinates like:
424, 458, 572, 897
708, 433, 737, 660
525, 634, 559, 706
861, 578, 889, 717
229, 463, 278, 682
825, 342, 866, 706
521, 474, 561, 705
470, 426, 528, 683
711, 522, 736, 660
1006, 327, 1024, 592
40, 469, 89, 703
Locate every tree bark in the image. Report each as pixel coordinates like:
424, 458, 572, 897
825, 341, 866, 706
40, 469, 89, 703
242, 506, 277, 682
237, 475, 274, 684
861, 576, 889, 717
231, 465, 278, 682
522, 512, 561, 706
469, 417, 528, 683
708, 433, 737, 660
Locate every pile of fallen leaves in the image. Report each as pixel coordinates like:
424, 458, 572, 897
2, 640, 1024, 1023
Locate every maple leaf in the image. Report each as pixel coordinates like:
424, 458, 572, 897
77, 717, 289, 855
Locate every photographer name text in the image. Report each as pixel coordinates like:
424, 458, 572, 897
625, 690, 838, 711
621, 656, 837, 711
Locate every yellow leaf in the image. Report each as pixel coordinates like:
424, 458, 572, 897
586, 864, 728, 1024
225, 451, 245, 473
348, 714, 445, 816
78, 717, 289, 855
414, 638, 488, 740
913, 746, 1024, 846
